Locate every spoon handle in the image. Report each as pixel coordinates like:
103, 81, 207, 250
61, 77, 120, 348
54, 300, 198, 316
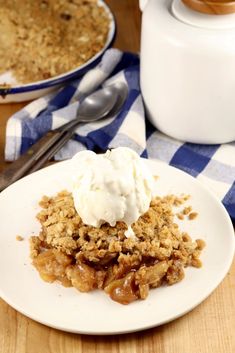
27, 129, 75, 174
0, 130, 64, 192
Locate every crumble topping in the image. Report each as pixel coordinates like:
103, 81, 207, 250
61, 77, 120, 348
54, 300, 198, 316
0, 0, 110, 83
16, 235, 24, 241
30, 191, 205, 304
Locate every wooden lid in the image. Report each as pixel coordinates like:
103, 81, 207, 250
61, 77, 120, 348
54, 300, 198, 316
182, 0, 235, 14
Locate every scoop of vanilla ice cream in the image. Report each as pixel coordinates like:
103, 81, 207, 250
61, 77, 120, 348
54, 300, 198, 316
71, 147, 153, 235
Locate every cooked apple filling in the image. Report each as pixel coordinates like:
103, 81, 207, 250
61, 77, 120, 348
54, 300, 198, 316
30, 191, 205, 305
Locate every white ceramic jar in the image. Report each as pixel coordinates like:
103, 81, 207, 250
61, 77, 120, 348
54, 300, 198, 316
140, 0, 235, 144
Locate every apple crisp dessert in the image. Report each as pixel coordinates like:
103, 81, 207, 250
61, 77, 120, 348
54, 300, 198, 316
30, 191, 205, 305
0, 0, 110, 83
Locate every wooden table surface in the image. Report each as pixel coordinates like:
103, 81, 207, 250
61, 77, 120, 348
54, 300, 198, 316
0, 1, 234, 352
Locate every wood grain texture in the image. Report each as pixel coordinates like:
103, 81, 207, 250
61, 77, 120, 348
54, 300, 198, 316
182, 0, 235, 15
0, 1, 234, 352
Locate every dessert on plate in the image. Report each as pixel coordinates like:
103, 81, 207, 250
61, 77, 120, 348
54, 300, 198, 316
30, 147, 205, 304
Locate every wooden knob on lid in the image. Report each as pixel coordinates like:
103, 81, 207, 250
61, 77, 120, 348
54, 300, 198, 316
182, 0, 235, 14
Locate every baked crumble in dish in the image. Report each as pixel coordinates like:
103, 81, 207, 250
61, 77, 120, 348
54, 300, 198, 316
0, 0, 110, 83
30, 191, 206, 305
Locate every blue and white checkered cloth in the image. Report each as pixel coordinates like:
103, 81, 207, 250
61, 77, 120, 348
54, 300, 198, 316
5, 49, 235, 220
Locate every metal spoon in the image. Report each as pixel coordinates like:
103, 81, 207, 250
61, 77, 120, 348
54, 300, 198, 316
0, 82, 128, 191
28, 81, 129, 173
55, 83, 120, 132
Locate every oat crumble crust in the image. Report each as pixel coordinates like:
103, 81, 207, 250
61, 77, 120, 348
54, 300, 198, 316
0, 0, 110, 83
16, 235, 24, 241
30, 191, 206, 304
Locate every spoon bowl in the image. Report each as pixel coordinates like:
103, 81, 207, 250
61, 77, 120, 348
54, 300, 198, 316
59, 82, 128, 131
106, 82, 129, 118
78, 86, 118, 122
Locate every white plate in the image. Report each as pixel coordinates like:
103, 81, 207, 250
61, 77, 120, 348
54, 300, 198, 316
0, 0, 115, 103
0, 159, 234, 335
